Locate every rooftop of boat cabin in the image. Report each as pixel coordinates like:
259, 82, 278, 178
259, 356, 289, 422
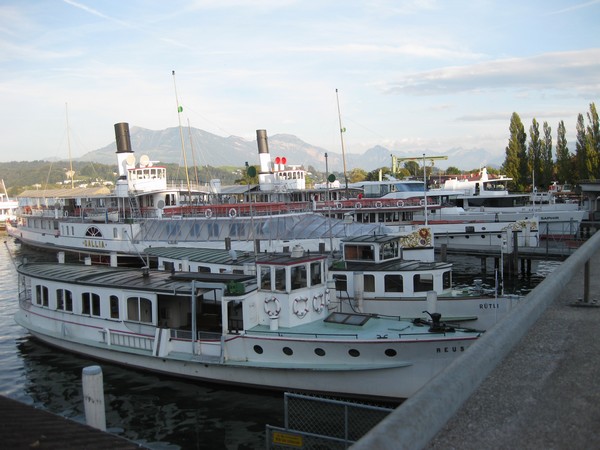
16, 186, 112, 199
341, 234, 402, 245
144, 246, 257, 265
17, 262, 254, 294
143, 246, 328, 267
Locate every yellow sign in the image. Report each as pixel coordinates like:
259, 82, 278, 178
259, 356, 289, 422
272, 431, 303, 447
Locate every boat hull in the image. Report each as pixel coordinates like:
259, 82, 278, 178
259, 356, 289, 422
15, 308, 477, 402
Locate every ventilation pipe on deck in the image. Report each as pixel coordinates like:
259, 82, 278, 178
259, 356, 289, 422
353, 272, 364, 312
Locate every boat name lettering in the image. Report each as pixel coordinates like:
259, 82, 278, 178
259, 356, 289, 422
83, 239, 106, 248
540, 216, 559, 220
436, 346, 466, 353
479, 302, 499, 309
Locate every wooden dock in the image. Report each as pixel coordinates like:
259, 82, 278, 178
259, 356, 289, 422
0, 395, 146, 449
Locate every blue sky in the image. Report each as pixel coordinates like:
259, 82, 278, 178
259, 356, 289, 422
1, 0, 599, 167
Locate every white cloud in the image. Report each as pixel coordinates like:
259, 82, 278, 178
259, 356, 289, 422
382, 49, 600, 96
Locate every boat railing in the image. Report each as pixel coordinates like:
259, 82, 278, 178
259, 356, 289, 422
169, 329, 223, 341
18, 289, 32, 310
314, 197, 440, 211
106, 329, 154, 352
161, 201, 312, 219
247, 329, 361, 339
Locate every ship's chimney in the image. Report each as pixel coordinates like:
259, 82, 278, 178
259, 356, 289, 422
114, 123, 134, 179
256, 129, 275, 189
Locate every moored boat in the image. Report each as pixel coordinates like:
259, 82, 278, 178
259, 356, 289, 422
144, 228, 523, 331
15, 249, 482, 401
0, 179, 17, 230
7, 124, 391, 261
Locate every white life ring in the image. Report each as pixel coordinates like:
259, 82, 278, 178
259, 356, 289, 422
375, 201, 382, 208
324, 288, 331, 306
292, 297, 309, 318
419, 199, 426, 206
335, 202, 343, 209
228, 208, 237, 218
264, 296, 281, 318
355, 202, 362, 209
397, 200, 404, 207
205, 208, 213, 218
64, 211, 69, 217
312, 294, 325, 313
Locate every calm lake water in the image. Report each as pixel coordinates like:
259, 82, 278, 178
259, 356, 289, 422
0, 236, 559, 449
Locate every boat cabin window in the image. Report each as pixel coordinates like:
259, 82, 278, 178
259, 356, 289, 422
56, 288, 73, 312
208, 223, 219, 238
260, 266, 271, 290
291, 265, 307, 291
275, 267, 286, 291
380, 241, 400, 260
35, 285, 49, 307
127, 296, 153, 324
110, 295, 120, 319
344, 244, 375, 262
443, 271, 451, 289
81, 292, 101, 316
364, 274, 375, 292
229, 222, 245, 237
414, 274, 434, 292
384, 274, 403, 293
310, 261, 323, 286
165, 194, 176, 206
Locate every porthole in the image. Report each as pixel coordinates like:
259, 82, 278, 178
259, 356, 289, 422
348, 349, 360, 357
282, 347, 293, 356
314, 348, 326, 357
385, 349, 397, 357
481, 235, 486, 239
253, 345, 263, 354
465, 235, 470, 239
497, 234, 502, 239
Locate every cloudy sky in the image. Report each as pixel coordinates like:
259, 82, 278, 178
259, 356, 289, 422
1, 0, 599, 166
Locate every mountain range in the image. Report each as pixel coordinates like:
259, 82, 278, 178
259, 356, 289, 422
76, 126, 505, 172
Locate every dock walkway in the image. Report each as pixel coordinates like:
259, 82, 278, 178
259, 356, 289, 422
0, 395, 146, 449
425, 245, 600, 449
352, 232, 600, 449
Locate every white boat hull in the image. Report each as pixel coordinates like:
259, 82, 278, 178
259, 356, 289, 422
16, 310, 475, 401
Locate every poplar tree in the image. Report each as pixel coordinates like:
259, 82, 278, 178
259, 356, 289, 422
528, 118, 541, 188
575, 113, 589, 180
555, 120, 572, 184
586, 102, 600, 179
540, 121, 553, 189
503, 112, 527, 191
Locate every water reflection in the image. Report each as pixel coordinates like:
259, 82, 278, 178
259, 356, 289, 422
16, 337, 284, 449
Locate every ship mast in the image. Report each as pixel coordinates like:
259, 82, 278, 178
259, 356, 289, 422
65, 103, 74, 189
172, 70, 192, 200
335, 89, 349, 195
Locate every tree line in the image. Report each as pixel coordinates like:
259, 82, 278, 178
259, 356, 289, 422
503, 102, 599, 191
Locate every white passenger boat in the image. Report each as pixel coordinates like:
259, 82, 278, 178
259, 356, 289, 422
145, 229, 522, 331
423, 168, 587, 239
0, 179, 17, 230
7, 123, 390, 261
15, 249, 482, 401
315, 169, 585, 240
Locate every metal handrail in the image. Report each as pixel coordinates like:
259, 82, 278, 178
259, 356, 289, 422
351, 230, 600, 450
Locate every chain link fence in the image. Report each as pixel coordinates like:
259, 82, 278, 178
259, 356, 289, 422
266, 392, 395, 449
